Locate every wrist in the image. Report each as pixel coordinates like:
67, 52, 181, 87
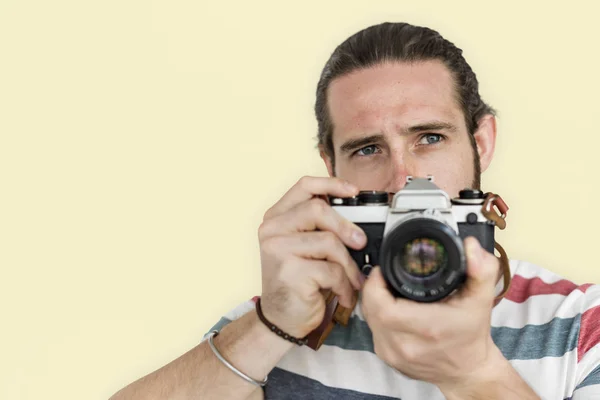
256, 297, 310, 345
439, 344, 540, 400
214, 310, 295, 383
438, 344, 510, 399
250, 307, 299, 352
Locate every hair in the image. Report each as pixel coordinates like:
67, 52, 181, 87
314, 22, 496, 174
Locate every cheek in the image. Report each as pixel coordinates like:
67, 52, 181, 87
429, 155, 474, 195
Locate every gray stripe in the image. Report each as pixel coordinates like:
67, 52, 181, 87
323, 314, 581, 361
206, 313, 581, 362
204, 317, 233, 338
265, 367, 401, 399
575, 364, 600, 389
323, 313, 375, 352
491, 315, 580, 360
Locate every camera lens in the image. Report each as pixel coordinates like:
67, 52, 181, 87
380, 217, 465, 302
398, 237, 448, 278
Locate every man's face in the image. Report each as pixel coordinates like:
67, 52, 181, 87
321, 60, 494, 199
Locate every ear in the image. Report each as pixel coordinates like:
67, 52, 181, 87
319, 145, 336, 177
473, 114, 497, 173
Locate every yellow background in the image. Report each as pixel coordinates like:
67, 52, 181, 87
2, 1, 599, 398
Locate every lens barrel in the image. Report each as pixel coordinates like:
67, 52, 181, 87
380, 218, 466, 302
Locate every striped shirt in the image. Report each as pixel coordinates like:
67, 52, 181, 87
204, 259, 600, 399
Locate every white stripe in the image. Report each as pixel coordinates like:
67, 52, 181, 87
492, 291, 591, 329
573, 384, 600, 399
511, 348, 579, 398
275, 342, 579, 399
572, 385, 600, 400
581, 285, 600, 309
576, 344, 600, 388
511, 259, 569, 284
277, 344, 443, 398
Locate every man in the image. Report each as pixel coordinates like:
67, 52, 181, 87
110, 22, 600, 399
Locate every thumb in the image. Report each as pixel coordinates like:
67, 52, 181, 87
461, 237, 498, 300
364, 265, 388, 291
361, 266, 396, 311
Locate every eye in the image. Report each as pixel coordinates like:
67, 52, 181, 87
354, 144, 381, 157
417, 134, 445, 145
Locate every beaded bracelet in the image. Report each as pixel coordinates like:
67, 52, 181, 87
255, 298, 309, 346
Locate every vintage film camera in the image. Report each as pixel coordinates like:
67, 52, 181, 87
330, 176, 508, 302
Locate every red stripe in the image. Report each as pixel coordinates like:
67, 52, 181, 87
504, 275, 583, 303
250, 295, 260, 304
579, 283, 593, 293
578, 305, 600, 363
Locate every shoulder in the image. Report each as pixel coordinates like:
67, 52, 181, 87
502, 259, 600, 365
202, 296, 258, 341
504, 259, 596, 305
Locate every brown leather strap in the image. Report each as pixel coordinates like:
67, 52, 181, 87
305, 290, 358, 350
482, 193, 509, 230
493, 241, 512, 304
305, 291, 337, 350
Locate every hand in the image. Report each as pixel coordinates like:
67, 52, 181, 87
258, 176, 367, 339
361, 237, 505, 391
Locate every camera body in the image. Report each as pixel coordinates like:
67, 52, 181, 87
330, 176, 496, 302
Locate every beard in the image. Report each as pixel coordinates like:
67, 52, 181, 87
468, 133, 482, 191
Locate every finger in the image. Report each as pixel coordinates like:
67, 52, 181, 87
263, 176, 359, 221
259, 197, 367, 250
265, 232, 364, 291
362, 266, 443, 333
303, 259, 356, 309
458, 237, 500, 302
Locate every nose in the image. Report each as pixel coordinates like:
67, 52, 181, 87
386, 152, 413, 193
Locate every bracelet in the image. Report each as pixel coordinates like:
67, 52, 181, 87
207, 330, 268, 387
255, 298, 309, 346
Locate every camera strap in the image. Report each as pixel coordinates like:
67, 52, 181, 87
482, 192, 513, 303
493, 241, 512, 301
305, 289, 357, 350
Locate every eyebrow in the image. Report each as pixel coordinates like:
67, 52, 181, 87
407, 122, 458, 134
339, 134, 385, 154
338, 121, 458, 155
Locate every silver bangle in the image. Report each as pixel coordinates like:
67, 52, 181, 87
207, 330, 268, 387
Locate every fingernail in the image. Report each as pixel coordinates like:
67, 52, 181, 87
467, 238, 481, 261
345, 181, 358, 192
352, 230, 365, 245
359, 274, 367, 287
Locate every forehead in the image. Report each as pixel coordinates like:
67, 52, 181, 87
327, 60, 463, 135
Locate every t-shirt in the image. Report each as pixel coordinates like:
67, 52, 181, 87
204, 259, 600, 399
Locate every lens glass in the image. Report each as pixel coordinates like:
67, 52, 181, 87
398, 237, 447, 277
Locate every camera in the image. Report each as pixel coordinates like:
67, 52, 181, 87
330, 176, 498, 302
